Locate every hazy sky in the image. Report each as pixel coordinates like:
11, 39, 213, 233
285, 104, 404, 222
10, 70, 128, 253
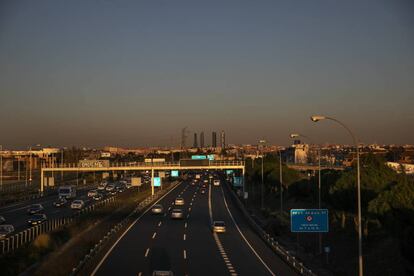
1, 0, 413, 149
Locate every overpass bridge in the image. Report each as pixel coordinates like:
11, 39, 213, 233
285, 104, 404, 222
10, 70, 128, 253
40, 160, 245, 195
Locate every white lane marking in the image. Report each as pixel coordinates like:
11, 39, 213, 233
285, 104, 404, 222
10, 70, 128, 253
158, 221, 162, 227
91, 182, 182, 276
138, 272, 142, 276
188, 207, 191, 212
183, 249, 187, 259
144, 248, 150, 257
152, 232, 157, 239
186, 214, 190, 219
220, 186, 276, 276
209, 183, 238, 275
183, 234, 186, 240
184, 222, 187, 228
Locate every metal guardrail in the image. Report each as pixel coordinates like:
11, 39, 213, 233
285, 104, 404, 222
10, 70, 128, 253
224, 182, 317, 276
0, 196, 116, 255
70, 181, 180, 275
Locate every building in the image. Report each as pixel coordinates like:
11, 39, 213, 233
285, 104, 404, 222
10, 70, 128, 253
212, 132, 217, 148
220, 130, 226, 149
286, 140, 309, 164
200, 132, 205, 148
193, 133, 198, 148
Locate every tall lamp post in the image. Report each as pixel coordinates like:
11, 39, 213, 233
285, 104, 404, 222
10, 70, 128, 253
259, 139, 266, 209
311, 115, 363, 276
290, 133, 322, 253
278, 149, 283, 213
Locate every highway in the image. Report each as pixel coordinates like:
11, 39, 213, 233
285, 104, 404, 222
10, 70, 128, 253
92, 177, 298, 276
0, 186, 95, 233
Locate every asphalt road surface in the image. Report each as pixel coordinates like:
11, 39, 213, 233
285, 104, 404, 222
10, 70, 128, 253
92, 178, 298, 276
1, 185, 101, 233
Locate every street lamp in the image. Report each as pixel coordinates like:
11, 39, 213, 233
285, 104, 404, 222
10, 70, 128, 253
278, 148, 283, 213
310, 115, 363, 276
259, 140, 266, 209
290, 132, 323, 253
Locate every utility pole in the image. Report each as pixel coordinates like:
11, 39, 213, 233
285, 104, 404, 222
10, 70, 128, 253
279, 149, 283, 213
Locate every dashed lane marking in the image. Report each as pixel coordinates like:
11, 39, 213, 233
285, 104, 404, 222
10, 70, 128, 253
144, 248, 150, 258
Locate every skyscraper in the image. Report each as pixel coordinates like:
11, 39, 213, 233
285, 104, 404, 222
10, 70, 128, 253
212, 132, 217, 148
220, 130, 226, 149
200, 132, 205, 148
193, 133, 198, 148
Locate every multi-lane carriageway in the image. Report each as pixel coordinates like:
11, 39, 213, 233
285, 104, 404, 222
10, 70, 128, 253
92, 179, 298, 276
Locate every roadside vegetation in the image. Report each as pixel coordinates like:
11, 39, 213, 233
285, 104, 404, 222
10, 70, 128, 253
245, 154, 414, 276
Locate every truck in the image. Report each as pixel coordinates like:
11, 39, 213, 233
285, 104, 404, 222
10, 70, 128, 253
58, 186, 77, 199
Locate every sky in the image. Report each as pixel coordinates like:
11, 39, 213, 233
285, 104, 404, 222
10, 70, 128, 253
1, 0, 413, 149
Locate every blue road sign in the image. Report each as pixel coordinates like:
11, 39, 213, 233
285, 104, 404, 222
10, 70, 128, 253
191, 155, 207, 160
233, 176, 243, 187
171, 170, 179, 177
153, 177, 161, 187
291, 209, 329, 232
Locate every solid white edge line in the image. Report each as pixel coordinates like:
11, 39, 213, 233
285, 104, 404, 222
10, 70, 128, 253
90, 182, 183, 276
220, 186, 276, 276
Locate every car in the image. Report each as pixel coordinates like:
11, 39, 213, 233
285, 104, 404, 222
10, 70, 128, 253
213, 180, 220, 186
174, 197, 185, 206
53, 197, 67, 207
212, 221, 226, 233
88, 190, 98, 197
93, 193, 103, 201
27, 204, 44, 214
170, 209, 184, 219
151, 204, 164, 214
115, 185, 125, 193
97, 181, 108, 190
70, 200, 85, 209
203, 179, 209, 183
0, 216, 5, 224
152, 271, 174, 276
200, 188, 206, 194
28, 214, 47, 226
106, 184, 115, 192
0, 225, 14, 239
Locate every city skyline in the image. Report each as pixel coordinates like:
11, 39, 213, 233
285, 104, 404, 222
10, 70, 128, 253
1, 0, 414, 148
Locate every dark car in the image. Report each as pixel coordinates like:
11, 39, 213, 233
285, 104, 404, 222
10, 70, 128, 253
27, 204, 44, 214
28, 214, 47, 226
53, 197, 67, 207
93, 193, 104, 201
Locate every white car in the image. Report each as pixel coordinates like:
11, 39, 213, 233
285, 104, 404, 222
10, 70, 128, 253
0, 225, 14, 239
88, 190, 98, 197
106, 184, 115, 191
151, 204, 164, 214
71, 200, 85, 210
212, 221, 226, 233
175, 197, 185, 206
170, 209, 184, 219
213, 180, 220, 186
